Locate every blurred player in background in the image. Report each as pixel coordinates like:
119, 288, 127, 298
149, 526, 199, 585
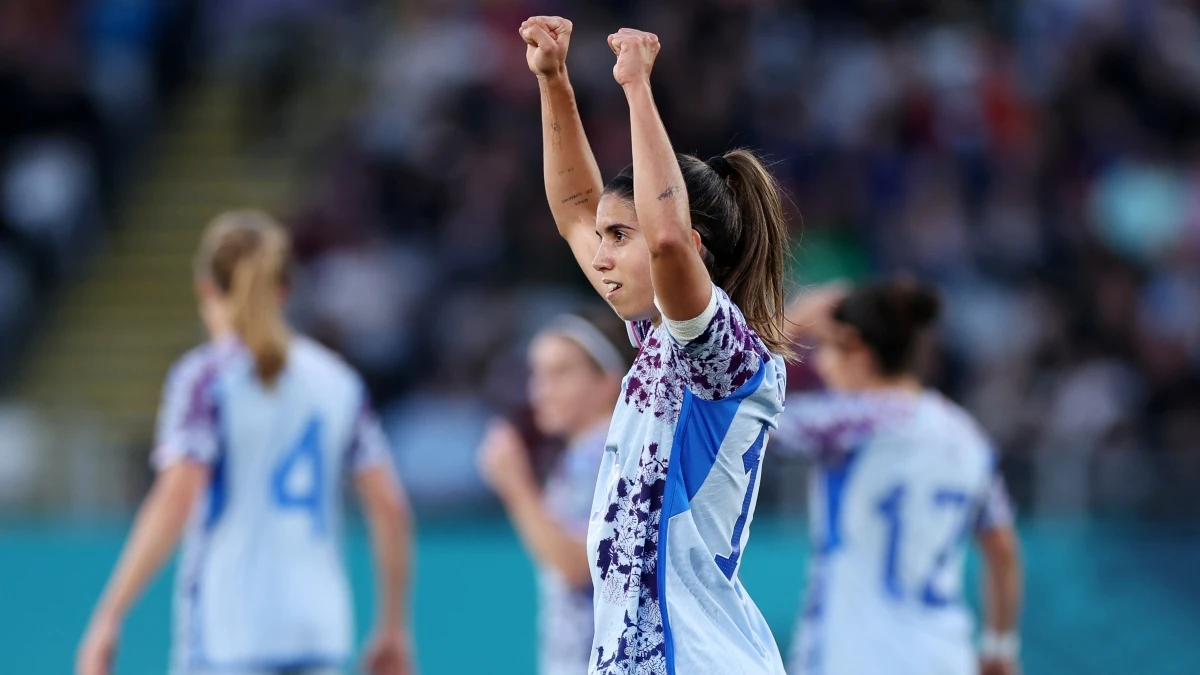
478, 309, 636, 674
77, 211, 414, 675
524, 15, 793, 674
776, 281, 1023, 675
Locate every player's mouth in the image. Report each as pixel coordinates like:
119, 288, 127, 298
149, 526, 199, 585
603, 279, 622, 299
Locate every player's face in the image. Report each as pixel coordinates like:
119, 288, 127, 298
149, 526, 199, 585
815, 324, 874, 391
528, 333, 612, 437
593, 194, 657, 321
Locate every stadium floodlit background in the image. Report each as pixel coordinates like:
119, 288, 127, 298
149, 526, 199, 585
1, 0, 1199, 673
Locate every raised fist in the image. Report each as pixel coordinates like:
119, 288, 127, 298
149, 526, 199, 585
608, 28, 660, 88
520, 16, 573, 79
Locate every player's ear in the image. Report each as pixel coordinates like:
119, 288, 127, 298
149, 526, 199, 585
195, 277, 220, 302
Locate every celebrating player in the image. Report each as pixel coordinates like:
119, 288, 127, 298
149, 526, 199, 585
523, 15, 793, 674
776, 281, 1023, 675
478, 310, 636, 674
76, 211, 414, 675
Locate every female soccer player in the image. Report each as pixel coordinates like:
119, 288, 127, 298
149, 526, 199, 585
76, 211, 414, 675
477, 310, 635, 674
522, 16, 792, 675
776, 281, 1023, 675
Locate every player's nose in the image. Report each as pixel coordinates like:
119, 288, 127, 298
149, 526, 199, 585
592, 243, 614, 271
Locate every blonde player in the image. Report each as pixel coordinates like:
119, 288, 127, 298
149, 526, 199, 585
478, 310, 636, 674
76, 212, 414, 675
777, 281, 1023, 675
524, 16, 793, 675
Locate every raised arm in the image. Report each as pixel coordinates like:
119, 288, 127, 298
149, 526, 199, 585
522, 16, 607, 297
610, 29, 713, 321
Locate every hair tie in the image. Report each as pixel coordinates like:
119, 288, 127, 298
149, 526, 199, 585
706, 155, 733, 179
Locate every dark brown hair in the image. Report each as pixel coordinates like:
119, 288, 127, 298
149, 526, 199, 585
833, 280, 942, 376
194, 210, 292, 385
604, 149, 793, 357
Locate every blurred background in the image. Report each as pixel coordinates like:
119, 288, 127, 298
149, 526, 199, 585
1, 0, 1199, 673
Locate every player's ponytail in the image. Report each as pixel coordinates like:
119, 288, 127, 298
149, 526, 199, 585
716, 149, 791, 358
196, 210, 291, 386
604, 149, 794, 357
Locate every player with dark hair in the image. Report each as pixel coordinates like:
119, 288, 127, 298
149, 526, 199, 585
777, 281, 1023, 675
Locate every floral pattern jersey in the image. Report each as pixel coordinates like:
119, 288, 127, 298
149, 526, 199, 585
585, 286, 788, 675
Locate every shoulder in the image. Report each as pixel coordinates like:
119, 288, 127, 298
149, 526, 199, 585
921, 391, 988, 439
164, 341, 236, 393
291, 336, 365, 388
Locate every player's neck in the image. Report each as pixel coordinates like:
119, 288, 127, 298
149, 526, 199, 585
860, 373, 922, 393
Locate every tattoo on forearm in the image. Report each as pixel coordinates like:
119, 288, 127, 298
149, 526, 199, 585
561, 192, 582, 204
557, 167, 575, 177
550, 120, 563, 151
658, 185, 681, 201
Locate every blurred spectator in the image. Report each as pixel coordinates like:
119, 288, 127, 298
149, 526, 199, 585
0, 0, 198, 376
263, 0, 1200, 518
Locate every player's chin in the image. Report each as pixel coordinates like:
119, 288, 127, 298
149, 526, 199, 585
606, 295, 654, 324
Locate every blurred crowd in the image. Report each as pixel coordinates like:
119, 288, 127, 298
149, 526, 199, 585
5, 0, 1200, 519
276, 0, 1200, 517
0, 0, 197, 387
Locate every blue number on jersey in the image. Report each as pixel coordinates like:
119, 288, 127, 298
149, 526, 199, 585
715, 425, 767, 579
271, 417, 326, 536
876, 483, 971, 606
877, 484, 907, 601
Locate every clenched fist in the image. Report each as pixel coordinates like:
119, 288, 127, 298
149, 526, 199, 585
608, 28, 660, 88
520, 16, 573, 79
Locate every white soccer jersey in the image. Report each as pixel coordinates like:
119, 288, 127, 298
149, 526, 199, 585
539, 422, 608, 675
153, 336, 394, 673
774, 391, 1014, 675
587, 286, 788, 675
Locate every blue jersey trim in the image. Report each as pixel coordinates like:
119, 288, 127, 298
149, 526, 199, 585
658, 390, 695, 675
677, 361, 767, 502
658, 357, 772, 675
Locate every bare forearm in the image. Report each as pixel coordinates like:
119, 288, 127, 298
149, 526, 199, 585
503, 489, 591, 587
624, 80, 710, 319
625, 82, 689, 250
368, 496, 412, 630
981, 530, 1022, 633
540, 71, 603, 234
95, 480, 196, 623
985, 557, 1022, 632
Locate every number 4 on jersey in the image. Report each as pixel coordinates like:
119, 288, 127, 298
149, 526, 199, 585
271, 417, 326, 536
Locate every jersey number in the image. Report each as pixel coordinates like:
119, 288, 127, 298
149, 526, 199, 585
714, 425, 768, 579
271, 417, 326, 536
876, 484, 970, 607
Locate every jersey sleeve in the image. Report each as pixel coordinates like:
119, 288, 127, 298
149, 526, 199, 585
974, 473, 1015, 533
664, 285, 766, 401
346, 394, 395, 475
771, 393, 879, 465
151, 354, 221, 471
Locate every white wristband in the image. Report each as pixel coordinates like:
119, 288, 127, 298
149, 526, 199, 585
980, 630, 1020, 660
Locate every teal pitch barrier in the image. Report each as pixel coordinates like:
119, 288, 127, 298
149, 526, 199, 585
1, 518, 1197, 674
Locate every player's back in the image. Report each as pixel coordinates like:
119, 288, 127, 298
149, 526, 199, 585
163, 336, 380, 671
781, 390, 999, 675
